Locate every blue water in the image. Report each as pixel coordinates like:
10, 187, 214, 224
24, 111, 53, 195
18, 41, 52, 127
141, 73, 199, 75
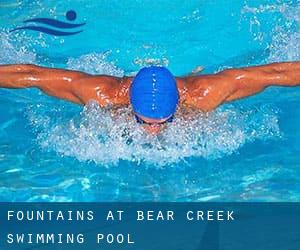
0, 0, 299, 201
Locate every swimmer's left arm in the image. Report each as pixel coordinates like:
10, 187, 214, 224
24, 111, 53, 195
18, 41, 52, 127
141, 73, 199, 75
224, 62, 300, 102
182, 62, 300, 111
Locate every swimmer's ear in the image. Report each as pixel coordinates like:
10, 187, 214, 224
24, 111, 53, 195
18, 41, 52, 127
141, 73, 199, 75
190, 65, 204, 76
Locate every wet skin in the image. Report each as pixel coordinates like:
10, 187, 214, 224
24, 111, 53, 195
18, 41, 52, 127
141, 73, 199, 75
0, 62, 300, 133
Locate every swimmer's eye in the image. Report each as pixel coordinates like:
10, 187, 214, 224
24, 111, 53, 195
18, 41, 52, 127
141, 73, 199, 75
134, 115, 174, 125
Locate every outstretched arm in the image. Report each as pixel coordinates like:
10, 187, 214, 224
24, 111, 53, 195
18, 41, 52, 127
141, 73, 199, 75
183, 62, 300, 111
0, 64, 128, 106
225, 62, 300, 101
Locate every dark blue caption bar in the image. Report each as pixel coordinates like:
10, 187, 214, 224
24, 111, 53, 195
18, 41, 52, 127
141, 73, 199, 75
0, 203, 299, 250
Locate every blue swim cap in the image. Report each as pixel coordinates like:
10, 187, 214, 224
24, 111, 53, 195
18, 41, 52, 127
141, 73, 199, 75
130, 66, 179, 120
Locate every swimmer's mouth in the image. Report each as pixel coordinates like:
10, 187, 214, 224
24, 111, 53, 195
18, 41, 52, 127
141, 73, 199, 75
134, 115, 174, 125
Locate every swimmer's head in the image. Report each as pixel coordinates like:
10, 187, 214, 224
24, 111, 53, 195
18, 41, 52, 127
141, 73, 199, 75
129, 66, 179, 130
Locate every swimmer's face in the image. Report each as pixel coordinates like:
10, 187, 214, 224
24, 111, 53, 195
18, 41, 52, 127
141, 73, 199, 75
135, 114, 171, 135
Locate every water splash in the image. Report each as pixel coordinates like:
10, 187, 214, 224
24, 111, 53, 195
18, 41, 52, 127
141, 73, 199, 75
133, 57, 169, 67
26, 101, 281, 166
268, 4, 300, 62
242, 2, 300, 62
0, 31, 36, 64
242, 3, 288, 15
67, 51, 124, 76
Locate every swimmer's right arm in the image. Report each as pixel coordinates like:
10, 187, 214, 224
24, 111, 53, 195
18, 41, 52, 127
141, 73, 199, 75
0, 64, 129, 106
0, 64, 88, 104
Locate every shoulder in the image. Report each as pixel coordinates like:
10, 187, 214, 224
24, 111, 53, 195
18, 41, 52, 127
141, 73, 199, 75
178, 72, 238, 111
176, 75, 216, 105
72, 75, 131, 106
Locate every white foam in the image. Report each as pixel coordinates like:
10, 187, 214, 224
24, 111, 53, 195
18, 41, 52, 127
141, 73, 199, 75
0, 31, 36, 64
242, 2, 300, 62
268, 5, 300, 62
67, 51, 124, 76
26, 101, 281, 167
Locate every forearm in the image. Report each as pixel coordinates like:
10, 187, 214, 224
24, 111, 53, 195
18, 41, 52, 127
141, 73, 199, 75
234, 62, 300, 88
223, 62, 300, 102
0, 64, 40, 88
0, 64, 88, 104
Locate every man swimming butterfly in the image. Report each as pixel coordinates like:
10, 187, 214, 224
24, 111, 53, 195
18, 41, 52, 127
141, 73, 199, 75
0, 62, 300, 134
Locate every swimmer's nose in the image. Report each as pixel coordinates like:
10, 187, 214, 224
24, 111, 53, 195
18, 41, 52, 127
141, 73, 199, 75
143, 124, 163, 135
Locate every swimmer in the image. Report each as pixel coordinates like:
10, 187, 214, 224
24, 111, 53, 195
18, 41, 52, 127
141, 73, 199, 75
0, 62, 300, 134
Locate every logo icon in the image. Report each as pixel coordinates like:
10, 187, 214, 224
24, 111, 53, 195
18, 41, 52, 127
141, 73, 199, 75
10, 10, 85, 36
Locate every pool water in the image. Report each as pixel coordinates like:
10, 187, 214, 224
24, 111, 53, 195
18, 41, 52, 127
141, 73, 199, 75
0, 0, 299, 201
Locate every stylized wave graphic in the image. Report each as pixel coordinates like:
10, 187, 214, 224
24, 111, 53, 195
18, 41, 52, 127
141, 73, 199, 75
10, 26, 83, 36
23, 18, 85, 28
10, 10, 85, 36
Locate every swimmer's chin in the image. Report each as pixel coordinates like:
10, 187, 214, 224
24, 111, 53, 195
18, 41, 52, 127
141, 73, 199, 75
142, 124, 164, 135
